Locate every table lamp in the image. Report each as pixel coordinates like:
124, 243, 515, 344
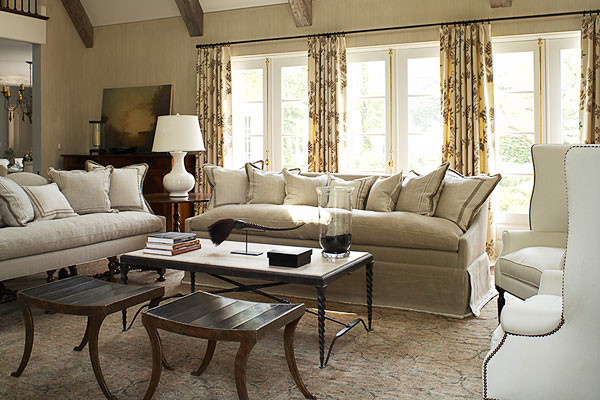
152, 114, 204, 197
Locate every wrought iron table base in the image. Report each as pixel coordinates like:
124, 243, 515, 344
120, 260, 374, 368
190, 263, 374, 368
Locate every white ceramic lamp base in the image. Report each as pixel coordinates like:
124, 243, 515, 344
163, 151, 195, 197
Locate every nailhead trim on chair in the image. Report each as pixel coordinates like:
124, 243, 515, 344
480, 145, 598, 399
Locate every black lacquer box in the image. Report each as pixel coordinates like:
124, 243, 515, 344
267, 248, 313, 268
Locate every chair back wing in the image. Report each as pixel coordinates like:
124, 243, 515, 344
563, 146, 600, 325
529, 144, 571, 232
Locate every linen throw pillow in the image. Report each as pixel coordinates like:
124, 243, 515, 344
22, 183, 78, 220
85, 160, 148, 212
282, 169, 328, 206
48, 167, 113, 214
203, 164, 249, 209
365, 173, 403, 212
245, 164, 301, 205
395, 163, 449, 216
0, 176, 34, 226
434, 169, 501, 231
327, 174, 377, 210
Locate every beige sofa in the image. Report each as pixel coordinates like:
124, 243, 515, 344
0, 172, 165, 285
186, 173, 495, 318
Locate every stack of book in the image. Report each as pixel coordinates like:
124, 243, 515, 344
144, 232, 201, 256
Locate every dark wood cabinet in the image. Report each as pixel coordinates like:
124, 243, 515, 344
61, 153, 197, 230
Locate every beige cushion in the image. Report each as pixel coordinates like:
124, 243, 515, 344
497, 246, 565, 289
396, 163, 449, 216
327, 174, 377, 209
203, 164, 248, 209
0, 211, 164, 261
245, 164, 286, 205
22, 183, 78, 220
189, 204, 464, 252
434, 169, 501, 231
283, 169, 328, 206
48, 167, 113, 215
85, 160, 148, 212
6, 172, 49, 186
366, 173, 403, 212
0, 176, 34, 226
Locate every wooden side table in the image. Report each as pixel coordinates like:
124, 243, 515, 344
144, 193, 210, 232
141, 291, 315, 400
11, 276, 164, 400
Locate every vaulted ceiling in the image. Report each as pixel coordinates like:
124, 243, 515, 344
80, 0, 289, 27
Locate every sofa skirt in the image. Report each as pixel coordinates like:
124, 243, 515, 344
184, 231, 486, 318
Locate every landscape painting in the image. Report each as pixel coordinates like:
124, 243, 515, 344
101, 85, 172, 153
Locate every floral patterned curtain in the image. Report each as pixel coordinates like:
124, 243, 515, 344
307, 34, 347, 173
440, 23, 497, 258
195, 46, 232, 212
580, 15, 600, 144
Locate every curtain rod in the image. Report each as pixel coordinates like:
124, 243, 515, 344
196, 8, 599, 48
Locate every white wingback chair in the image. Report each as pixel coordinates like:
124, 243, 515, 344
483, 145, 600, 399
494, 145, 571, 318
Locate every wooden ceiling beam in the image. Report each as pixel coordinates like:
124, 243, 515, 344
175, 0, 204, 37
490, 0, 512, 8
60, 0, 93, 48
288, 0, 312, 27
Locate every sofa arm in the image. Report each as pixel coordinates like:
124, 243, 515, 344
157, 215, 167, 232
458, 201, 487, 267
500, 294, 562, 335
538, 270, 563, 296
185, 216, 193, 233
500, 230, 567, 256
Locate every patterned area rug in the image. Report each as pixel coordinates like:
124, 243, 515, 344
0, 261, 498, 399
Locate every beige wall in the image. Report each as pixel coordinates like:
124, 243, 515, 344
39, 0, 88, 174
40, 0, 599, 170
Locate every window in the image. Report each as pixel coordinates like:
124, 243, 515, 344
344, 54, 387, 172
492, 34, 580, 226
232, 61, 265, 168
273, 59, 309, 171
231, 55, 308, 170
403, 52, 442, 172
344, 45, 441, 174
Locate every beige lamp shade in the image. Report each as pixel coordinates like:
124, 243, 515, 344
152, 114, 205, 152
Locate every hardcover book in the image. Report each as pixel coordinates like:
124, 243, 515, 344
147, 232, 196, 244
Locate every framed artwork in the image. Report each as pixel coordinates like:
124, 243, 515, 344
100, 84, 172, 153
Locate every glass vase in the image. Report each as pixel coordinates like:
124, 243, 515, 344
316, 186, 354, 259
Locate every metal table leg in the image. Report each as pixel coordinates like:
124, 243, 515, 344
173, 203, 180, 232
120, 264, 130, 331
366, 261, 373, 331
316, 286, 326, 368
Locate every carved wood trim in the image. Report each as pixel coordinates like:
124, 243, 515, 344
175, 0, 204, 37
60, 0, 93, 48
490, 0, 512, 8
288, 0, 312, 27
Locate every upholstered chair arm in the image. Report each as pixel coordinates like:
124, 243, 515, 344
538, 270, 564, 296
500, 230, 567, 256
458, 201, 488, 267
500, 294, 562, 336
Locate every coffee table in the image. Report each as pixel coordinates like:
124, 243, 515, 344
120, 239, 374, 368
